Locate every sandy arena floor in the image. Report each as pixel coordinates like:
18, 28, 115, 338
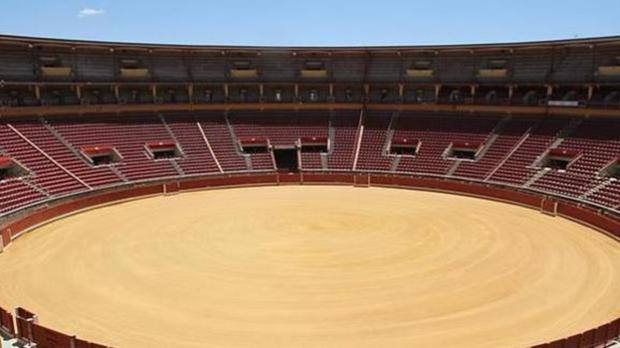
0, 186, 619, 347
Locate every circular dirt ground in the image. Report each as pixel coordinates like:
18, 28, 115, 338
0, 186, 619, 347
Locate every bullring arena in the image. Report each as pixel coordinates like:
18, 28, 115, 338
1, 185, 620, 348
0, 33, 620, 348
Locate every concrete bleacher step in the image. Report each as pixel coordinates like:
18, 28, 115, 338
170, 159, 185, 176
320, 153, 328, 170
390, 155, 401, 172
382, 111, 400, 153
447, 160, 461, 176
581, 178, 614, 199
22, 177, 50, 197
524, 168, 549, 188
158, 114, 186, 157
224, 114, 251, 171
109, 165, 129, 182
529, 119, 577, 169
473, 117, 511, 162
244, 155, 253, 170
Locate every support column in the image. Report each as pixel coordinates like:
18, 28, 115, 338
546, 85, 553, 98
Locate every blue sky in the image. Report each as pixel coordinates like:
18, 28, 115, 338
0, 0, 618, 46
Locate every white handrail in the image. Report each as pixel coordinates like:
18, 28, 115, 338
196, 122, 224, 173
7, 124, 92, 190
352, 108, 364, 170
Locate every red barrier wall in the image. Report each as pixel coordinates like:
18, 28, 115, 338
541, 198, 558, 215
164, 181, 180, 194
557, 202, 620, 238
302, 172, 354, 184
2, 184, 164, 243
75, 338, 108, 348
278, 172, 301, 184
15, 317, 31, 341
31, 323, 73, 348
179, 173, 278, 191
354, 173, 370, 186
369, 175, 543, 209
1, 228, 9, 249
0, 172, 619, 348
16, 307, 36, 320
0, 306, 15, 337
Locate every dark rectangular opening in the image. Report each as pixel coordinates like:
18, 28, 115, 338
390, 147, 417, 156
146, 141, 182, 160
446, 142, 481, 161
152, 149, 178, 160
602, 160, 620, 178
274, 149, 299, 172
545, 158, 570, 170
81, 146, 122, 166
91, 155, 113, 166
390, 138, 419, 156
0, 158, 27, 180
0, 167, 20, 180
541, 149, 580, 170
451, 149, 477, 160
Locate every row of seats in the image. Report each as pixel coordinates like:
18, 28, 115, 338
0, 111, 619, 215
